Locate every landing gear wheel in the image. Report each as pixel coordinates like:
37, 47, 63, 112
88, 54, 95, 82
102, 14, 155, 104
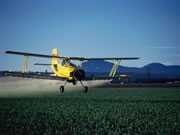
84, 86, 88, 93
59, 86, 64, 93
72, 80, 76, 85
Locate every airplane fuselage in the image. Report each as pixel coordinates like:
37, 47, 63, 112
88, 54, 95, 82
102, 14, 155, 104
51, 48, 85, 82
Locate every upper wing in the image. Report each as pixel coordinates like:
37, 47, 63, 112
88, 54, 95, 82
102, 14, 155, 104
6, 50, 139, 61
78, 57, 139, 60
6, 51, 63, 58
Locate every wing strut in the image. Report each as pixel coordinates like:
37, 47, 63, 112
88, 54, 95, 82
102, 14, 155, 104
22, 55, 29, 73
109, 60, 120, 77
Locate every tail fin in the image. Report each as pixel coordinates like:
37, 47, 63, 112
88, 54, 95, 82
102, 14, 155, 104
50, 48, 74, 79
51, 48, 60, 76
51, 48, 59, 65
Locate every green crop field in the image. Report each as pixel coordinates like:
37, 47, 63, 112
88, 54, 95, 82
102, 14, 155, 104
0, 87, 180, 134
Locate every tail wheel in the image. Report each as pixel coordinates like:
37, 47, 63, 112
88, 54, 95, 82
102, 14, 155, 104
84, 86, 88, 93
59, 86, 64, 93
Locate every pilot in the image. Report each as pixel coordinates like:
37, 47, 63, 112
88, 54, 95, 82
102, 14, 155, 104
61, 57, 70, 66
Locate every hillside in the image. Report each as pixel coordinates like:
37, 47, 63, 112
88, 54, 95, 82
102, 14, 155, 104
82, 60, 180, 81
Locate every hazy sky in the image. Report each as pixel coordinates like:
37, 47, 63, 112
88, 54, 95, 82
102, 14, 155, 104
0, 0, 179, 71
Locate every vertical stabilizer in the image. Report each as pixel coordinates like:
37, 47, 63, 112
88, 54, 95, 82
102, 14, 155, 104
51, 48, 60, 76
51, 48, 59, 64
50, 48, 75, 79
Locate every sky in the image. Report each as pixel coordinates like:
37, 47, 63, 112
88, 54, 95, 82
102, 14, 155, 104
0, 0, 179, 71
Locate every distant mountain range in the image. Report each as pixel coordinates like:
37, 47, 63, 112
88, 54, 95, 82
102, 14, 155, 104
82, 60, 180, 82
0, 61, 180, 83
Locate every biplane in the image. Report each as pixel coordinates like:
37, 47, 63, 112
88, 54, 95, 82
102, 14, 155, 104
5, 48, 139, 93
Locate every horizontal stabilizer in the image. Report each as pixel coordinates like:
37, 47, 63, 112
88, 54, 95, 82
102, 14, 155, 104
34, 63, 51, 66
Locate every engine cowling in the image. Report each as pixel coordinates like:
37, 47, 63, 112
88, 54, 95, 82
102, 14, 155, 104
72, 69, 85, 81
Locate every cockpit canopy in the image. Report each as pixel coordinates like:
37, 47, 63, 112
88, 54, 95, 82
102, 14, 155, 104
61, 57, 77, 68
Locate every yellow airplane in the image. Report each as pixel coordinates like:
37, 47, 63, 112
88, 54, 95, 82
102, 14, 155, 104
6, 48, 139, 93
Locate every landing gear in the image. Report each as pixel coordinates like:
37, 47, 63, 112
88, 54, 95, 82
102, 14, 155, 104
59, 80, 88, 94
72, 80, 76, 85
59, 81, 67, 93
59, 86, 64, 93
84, 86, 88, 93
79, 80, 88, 93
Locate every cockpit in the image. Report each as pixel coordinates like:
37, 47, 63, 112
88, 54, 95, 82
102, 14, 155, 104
61, 57, 77, 68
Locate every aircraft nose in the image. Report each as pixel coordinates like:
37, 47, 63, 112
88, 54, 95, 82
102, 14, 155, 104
73, 69, 85, 81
